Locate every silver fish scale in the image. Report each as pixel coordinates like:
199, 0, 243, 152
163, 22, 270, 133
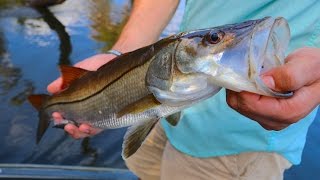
91, 104, 182, 128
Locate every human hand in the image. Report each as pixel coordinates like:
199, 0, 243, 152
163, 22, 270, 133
226, 47, 320, 130
47, 54, 116, 139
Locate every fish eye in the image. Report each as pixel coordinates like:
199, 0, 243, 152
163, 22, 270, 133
206, 31, 224, 44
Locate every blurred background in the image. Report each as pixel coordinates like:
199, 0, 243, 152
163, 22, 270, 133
0, 0, 318, 179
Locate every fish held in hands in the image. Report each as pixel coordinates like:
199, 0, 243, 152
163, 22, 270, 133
28, 17, 292, 159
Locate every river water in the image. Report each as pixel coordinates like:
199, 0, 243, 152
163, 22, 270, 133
0, 0, 318, 179
0, 0, 135, 168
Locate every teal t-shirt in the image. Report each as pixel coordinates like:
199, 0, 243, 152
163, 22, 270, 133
161, 0, 320, 165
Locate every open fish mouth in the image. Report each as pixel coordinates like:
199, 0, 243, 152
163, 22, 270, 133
203, 17, 292, 97
249, 17, 292, 96
150, 17, 293, 107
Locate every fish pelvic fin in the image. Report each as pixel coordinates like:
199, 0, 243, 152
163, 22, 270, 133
28, 94, 50, 110
116, 94, 161, 118
59, 65, 91, 89
165, 111, 182, 126
122, 118, 158, 159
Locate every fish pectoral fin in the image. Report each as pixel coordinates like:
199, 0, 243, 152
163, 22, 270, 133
165, 111, 182, 126
28, 94, 50, 110
116, 94, 161, 118
122, 118, 158, 159
59, 65, 92, 88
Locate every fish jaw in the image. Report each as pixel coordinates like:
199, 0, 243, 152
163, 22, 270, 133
174, 17, 292, 98
249, 17, 292, 97
221, 17, 292, 97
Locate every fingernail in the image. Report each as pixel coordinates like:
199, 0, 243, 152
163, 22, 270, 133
69, 130, 74, 135
83, 128, 90, 134
262, 76, 275, 89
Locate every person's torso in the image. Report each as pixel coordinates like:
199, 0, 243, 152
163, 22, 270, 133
162, 0, 320, 165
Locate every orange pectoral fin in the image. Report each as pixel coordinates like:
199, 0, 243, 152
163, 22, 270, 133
28, 94, 50, 110
59, 65, 92, 88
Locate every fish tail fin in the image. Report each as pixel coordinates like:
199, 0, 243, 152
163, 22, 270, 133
37, 111, 51, 143
28, 94, 50, 110
122, 118, 158, 159
28, 94, 51, 143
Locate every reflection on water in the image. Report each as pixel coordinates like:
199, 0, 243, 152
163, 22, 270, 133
0, 0, 132, 168
0, 29, 35, 107
34, 6, 72, 65
1, 0, 318, 179
89, 0, 131, 52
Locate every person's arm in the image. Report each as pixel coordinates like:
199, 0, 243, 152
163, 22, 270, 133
47, 0, 180, 139
226, 47, 320, 130
112, 0, 180, 53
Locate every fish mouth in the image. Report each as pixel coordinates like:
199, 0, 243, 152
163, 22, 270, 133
231, 17, 290, 67
214, 17, 292, 97
249, 17, 290, 76
248, 17, 292, 97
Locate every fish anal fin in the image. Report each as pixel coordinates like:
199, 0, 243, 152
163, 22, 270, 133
122, 118, 158, 159
59, 65, 91, 88
28, 94, 50, 110
117, 94, 161, 118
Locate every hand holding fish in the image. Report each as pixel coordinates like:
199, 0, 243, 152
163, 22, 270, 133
42, 0, 176, 140
47, 54, 115, 138
227, 47, 320, 130
30, 18, 318, 158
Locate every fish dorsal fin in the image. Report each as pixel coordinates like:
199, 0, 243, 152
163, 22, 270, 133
59, 65, 91, 88
122, 118, 158, 159
116, 94, 161, 118
165, 112, 182, 126
28, 94, 50, 110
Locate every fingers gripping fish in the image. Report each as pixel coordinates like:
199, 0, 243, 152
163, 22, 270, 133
29, 17, 292, 159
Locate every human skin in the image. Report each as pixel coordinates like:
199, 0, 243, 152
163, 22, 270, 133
48, 47, 320, 138
226, 47, 320, 131
47, 0, 180, 139
48, 0, 320, 138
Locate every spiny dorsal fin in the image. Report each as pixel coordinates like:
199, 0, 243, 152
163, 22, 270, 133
59, 65, 91, 88
122, 118, 158, 159
116, 94, 161, 118
28, 94, 50, 110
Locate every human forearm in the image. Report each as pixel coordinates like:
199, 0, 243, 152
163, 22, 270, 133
48, 0, 179, 92
112, 0, 180, 53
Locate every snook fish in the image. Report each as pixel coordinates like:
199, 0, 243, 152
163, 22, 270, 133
29, 17, 292, 159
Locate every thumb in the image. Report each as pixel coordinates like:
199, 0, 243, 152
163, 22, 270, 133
47, 77, 63, 94
262, 64, 305, 92
261, 75, 276, 90
262, 47, 320, 92
261, 65, 295, 92
262, 59, 319, 92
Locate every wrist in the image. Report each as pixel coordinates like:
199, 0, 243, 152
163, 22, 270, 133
111, 30, 157, 53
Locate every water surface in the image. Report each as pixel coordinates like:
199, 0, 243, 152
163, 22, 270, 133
0, 1, 319, 179
0, 0, 132, 168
